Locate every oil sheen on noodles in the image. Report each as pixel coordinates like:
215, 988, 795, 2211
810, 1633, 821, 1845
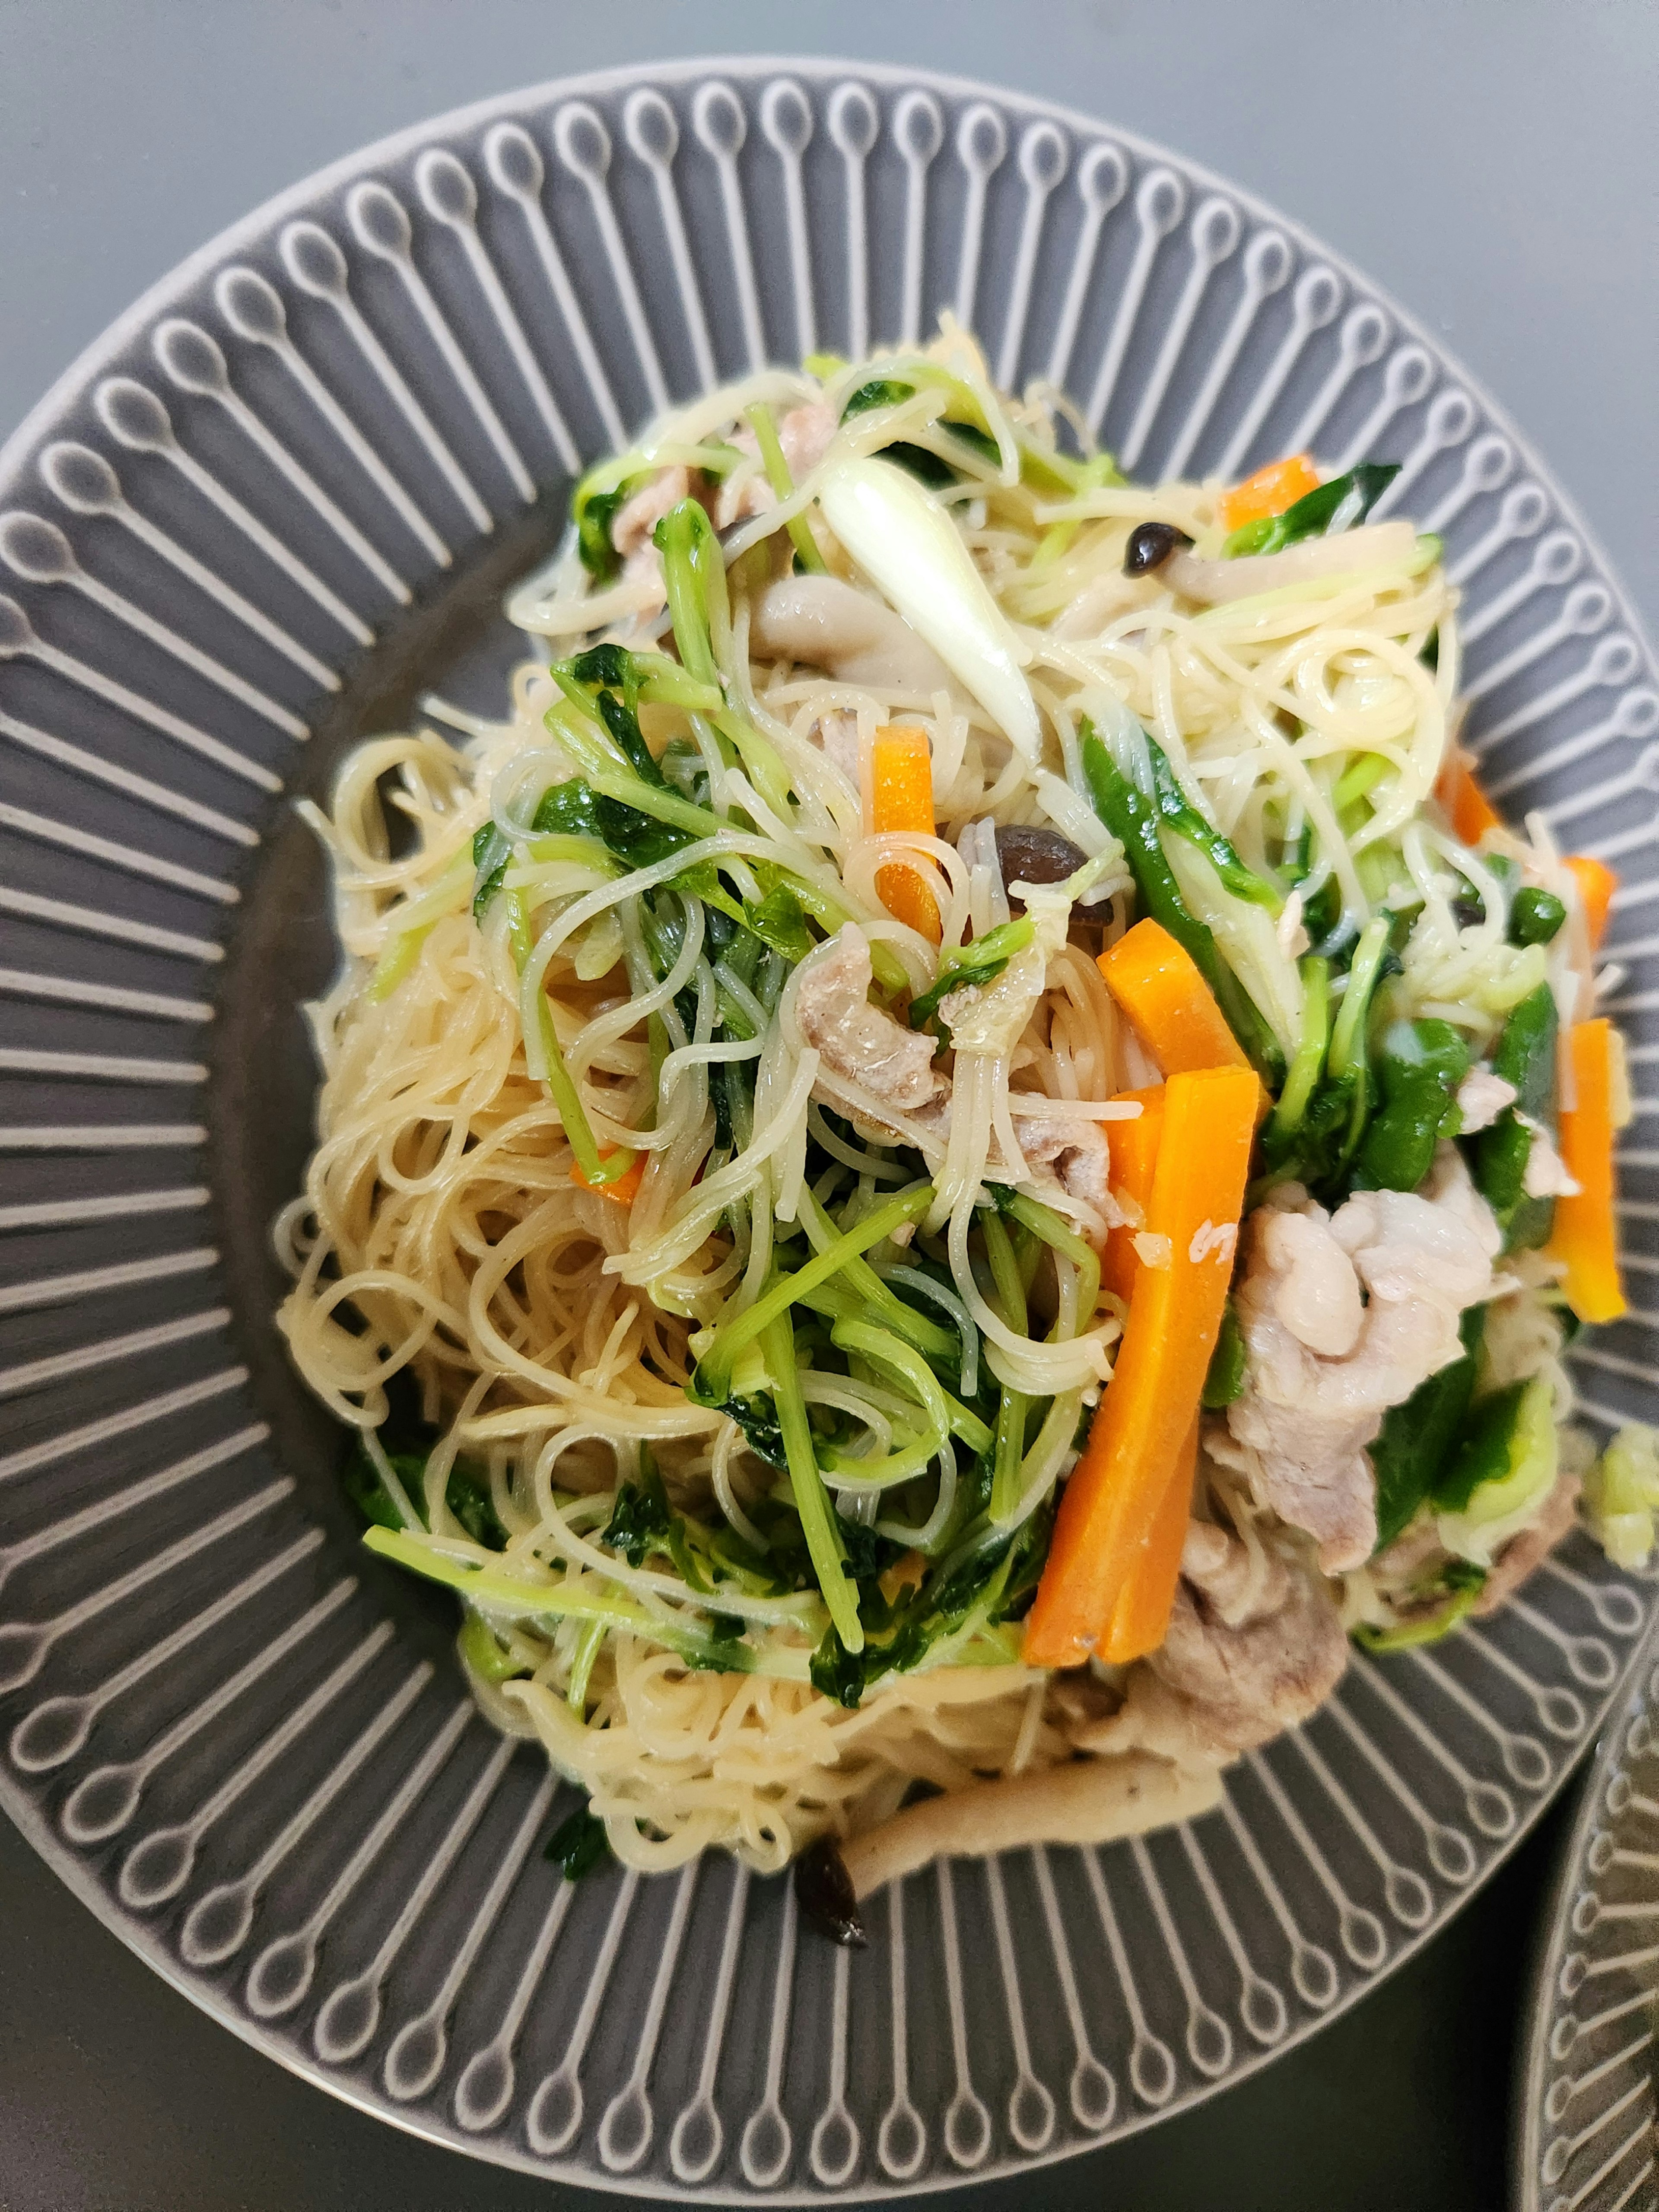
276, 324, 1629, 1904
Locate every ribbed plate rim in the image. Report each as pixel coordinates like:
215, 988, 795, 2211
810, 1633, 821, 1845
0, 51, 1655, 2200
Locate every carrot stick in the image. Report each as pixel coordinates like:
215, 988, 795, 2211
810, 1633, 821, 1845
571, 1153, 646, 1207
1547, 1019, 1626, 1325
1100, 1417, 1199, 1664
870, 723, 941, 944
1023, 1063, 1258, 1669
1564, 855, 1617, 950
1098, 918, 1250, 1076
1434, 744, 1502, 846
1215, 453, 1321, 534
1101, 1084, 1164, 1303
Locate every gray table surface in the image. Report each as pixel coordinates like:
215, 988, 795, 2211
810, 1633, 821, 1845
1, 4, 1655, 2207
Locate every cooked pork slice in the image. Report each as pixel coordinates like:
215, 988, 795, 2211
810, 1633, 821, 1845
712, 400, 839, 529
812, 709, 862, 790
1227, 1148, 1502, 1573
795, 925, 942, 1111
1455, 1066, 1517, 1134
1009, 1109, 1115, 1216
1072, 1522, 1347, 1767
611, 464, 691, 563
1472, 1471, 1581, 1616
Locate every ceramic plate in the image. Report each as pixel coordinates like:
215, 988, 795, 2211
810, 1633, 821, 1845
3, 57, 1657, 2201
1519, 1614, 1659, 2212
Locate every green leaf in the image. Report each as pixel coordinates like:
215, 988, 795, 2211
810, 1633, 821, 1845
545, 1805, 611, 1879
576, 485, 630, 581
471, 821, 512, 920
1221, 461, 1401, 559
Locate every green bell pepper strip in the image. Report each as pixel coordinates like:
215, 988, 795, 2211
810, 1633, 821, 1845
1081, 723, 1282, 1082
1509, 886, 1566, 947
1353, 1561, 1487, 1652
1354, 1018, 1471, 1193
1369, 1305, 1486, 1549
1432, 1378, 1532, 1515
760, 1311, 864, 1652
1471, 982, 1557, 1248
691, 1185, 935, 1404
1201, 1299, 1248, 1409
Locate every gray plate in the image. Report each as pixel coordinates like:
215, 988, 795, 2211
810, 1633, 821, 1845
2, 56, 1657, 2202
1519, 1616, 1659, 2212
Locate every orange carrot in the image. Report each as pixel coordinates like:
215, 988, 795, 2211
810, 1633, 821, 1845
870, 723, 941, 944
1098, 918, 1249, 1077
1100, 1417, 1199, 1664
1564, 854, 1618, 950
1547, 1019, 1627, 1325
1434, 744, 1502, 846
1023, 1063, 1258, 1669
570, 1153, 646, 1207
1101, 1084, 1165, 1303
1215, 453, 1321, 534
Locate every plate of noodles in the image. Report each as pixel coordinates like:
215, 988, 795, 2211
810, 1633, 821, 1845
2, 57, 1657, 2201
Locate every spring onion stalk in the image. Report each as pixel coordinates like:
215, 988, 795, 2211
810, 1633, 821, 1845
815, 455, 1042, 760
566, 1614, 606, 1712
693, 1183, 934, 1402
990, 1386, 1030, 1524
367, 849, 472, 999
1267, 957, 1331, 1142
1002, 1192, 1102, 1339
364, 1526, 761, 1668
1030, 452, 1122, 569
795, 1184, 957, 1360
831, 1317, 992, 1455
760, 1312, 864, 1651
748, 402, 826, 574
1330, 917, 1393, 1077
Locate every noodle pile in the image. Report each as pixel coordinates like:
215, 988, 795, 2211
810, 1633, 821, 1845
276, 325, 1618, 1885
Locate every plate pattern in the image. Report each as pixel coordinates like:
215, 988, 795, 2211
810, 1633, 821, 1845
1520, 1627, 1659, 2212
1, 59, 1657, 2200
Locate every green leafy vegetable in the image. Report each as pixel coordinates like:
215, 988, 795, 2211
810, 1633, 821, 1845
1368, 1305, 1486, 1550
344, 1437, 506, 1550
1221, 462, 1401, 559
471, 821, 512, 919
576, 485, 631, 581
546, 1804, 612, 1879
907, 914, 1034, 1036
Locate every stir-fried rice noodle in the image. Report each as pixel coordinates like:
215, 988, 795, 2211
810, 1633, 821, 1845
277, 326, 1625, 1888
